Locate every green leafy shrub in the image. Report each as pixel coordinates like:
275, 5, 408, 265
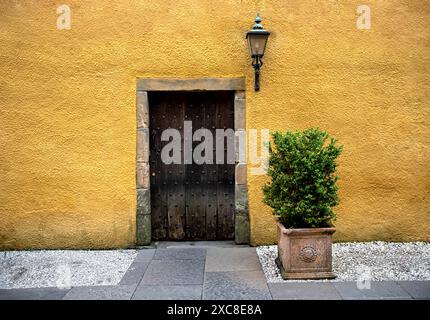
262, 128, 343, 228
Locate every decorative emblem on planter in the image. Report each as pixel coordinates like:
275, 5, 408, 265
299, 245, 318, 263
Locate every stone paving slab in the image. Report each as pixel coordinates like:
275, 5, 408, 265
205, 247, 262, 272
269, 283, 342, 300
141, 259, 205, 285
133, 285, 202, 300
397, 281, 430, 299
135, 249, 156, 262
203, 271, 271, 300
119, 261, 150, 286
0, 287, 69, 300
333, 281, 412, 300
62, 285, 136, 300
156, 241, 242, 248
153, 248, 206, 260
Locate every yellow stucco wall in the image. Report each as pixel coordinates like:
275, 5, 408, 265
0, 0, 429, 249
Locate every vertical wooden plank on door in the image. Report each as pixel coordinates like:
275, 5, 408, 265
204, 93, 218, 240
149, 92, 168, 239
194, 93, 206, 239
166, 92, 186, 239
216, 92, 235, 239
185, 93, 205, 239
184, 94, 193, 239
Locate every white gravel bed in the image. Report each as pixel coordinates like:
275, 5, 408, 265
0, 250, 137, 289
257, 242, 430, 282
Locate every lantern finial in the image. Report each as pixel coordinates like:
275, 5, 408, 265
252, 13, 263, 30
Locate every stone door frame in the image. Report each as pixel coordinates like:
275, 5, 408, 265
136, 77, 249, 245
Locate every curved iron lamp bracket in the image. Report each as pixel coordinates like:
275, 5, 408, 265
251, 56, 263, 91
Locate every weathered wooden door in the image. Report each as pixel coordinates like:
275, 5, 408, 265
149, 91, 235, 240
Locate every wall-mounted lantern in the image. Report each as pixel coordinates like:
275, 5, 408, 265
246, 14, 270, 91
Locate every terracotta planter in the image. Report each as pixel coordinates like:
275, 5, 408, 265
276, 220, 336, 280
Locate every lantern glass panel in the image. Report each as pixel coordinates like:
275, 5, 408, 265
247, 33, 269, 56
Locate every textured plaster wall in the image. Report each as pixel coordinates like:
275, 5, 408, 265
0, 0, 429, 248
